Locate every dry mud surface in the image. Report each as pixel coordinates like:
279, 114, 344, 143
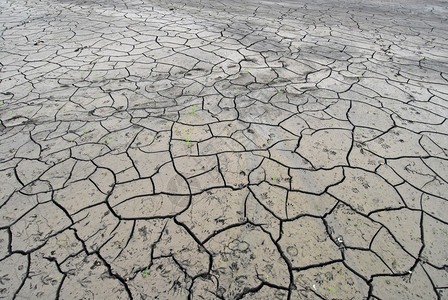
0, 0, 448, 298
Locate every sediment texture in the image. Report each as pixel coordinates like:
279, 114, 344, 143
0, 0, 447, 298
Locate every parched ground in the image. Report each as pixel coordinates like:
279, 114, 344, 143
0, 0, 447, 298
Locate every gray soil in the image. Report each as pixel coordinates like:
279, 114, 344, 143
0, 0, 447, 298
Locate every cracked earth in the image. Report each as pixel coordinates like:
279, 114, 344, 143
0, 0, 448, 298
